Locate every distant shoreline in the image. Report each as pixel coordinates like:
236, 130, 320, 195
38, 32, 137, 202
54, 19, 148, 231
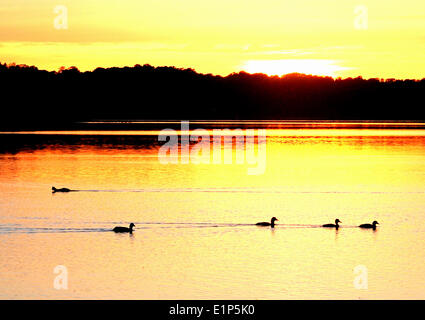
1, 63, 424, 131
2, 120, 425, 133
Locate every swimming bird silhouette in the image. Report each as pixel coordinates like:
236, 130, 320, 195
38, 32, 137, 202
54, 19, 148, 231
323, 219, 341, 229
256, 217, 278, 228
52, 186, 72, 193
113, 223, 135, 233
359, 221, 379, 230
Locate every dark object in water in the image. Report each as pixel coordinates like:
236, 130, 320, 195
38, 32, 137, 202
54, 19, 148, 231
359, 221, 379, 230
323, 219, 341, 229
52, 186, 72, 193
256, 217, 279, 228
113, 223, 135, 233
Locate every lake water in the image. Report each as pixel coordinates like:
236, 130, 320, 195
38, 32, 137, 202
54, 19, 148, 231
0, 121, 424, 299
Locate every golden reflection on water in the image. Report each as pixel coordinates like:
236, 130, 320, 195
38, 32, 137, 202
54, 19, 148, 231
2, 129, 425, 136
0, 125, 425, 299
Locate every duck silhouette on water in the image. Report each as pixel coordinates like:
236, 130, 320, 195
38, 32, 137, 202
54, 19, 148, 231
359, 220, 379, 230
322, 219, 341, 229
52, 186, 73, 193
256, 217, 278, 228
113, 223, 135, 233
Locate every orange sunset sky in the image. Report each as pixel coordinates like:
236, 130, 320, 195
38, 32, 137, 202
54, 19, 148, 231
1, 0, 424, 78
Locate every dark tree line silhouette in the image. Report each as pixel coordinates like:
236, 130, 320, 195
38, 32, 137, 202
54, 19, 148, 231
1, 62, 424, 130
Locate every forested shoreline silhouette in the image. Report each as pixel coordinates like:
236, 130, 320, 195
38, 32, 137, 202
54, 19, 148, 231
1, 62, 424, 130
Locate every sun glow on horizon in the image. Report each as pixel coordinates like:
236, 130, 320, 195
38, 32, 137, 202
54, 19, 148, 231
241, 59, 351, 77
1, 1, 425, 79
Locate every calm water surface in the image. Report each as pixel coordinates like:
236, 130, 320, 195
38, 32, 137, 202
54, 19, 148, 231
0, 121, 424, 299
